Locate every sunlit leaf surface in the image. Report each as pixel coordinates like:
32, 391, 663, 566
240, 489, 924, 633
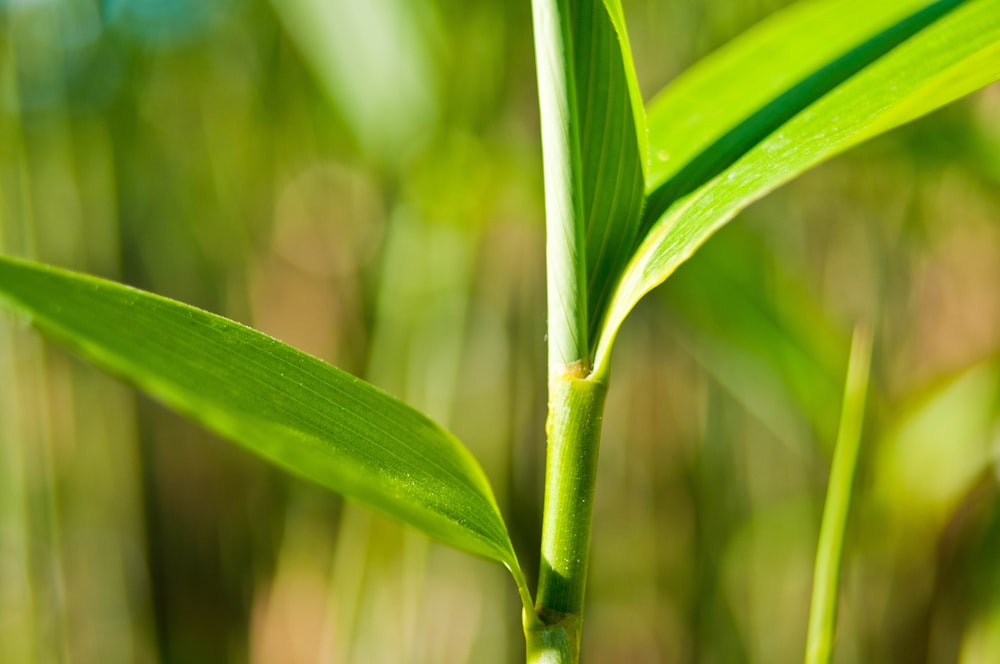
594, 0, 1000, 372
0, 256, 524, 579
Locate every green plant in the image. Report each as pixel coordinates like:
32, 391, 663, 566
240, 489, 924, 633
1, 0, 998, 661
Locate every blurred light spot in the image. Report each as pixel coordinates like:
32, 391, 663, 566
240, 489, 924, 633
271, 0, 440, 165
877, 363, 999, 524
960, 602, 1000, 664
103, 0, 228, 46
271, 164, 384, 278
251, 164, 383, 364
723, 499, 816, 663
3, 0, 123, 113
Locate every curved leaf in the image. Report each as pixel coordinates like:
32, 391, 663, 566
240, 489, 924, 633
0, 255, 528, 591
642, 0, 946, 201
592, 0, 1000, 374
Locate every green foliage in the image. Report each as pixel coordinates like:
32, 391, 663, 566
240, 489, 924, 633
805, 325, 873, 664
1, 0, 999, 661
573, 0, 646, 345
593, 0, 1000, 375
532, 0, 590, 373
0, 255, 530, 605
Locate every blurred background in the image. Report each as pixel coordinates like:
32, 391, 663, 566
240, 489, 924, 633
1, 0, 998, 662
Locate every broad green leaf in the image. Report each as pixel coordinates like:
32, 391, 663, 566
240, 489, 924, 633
0, 256, 529, 596
642, 0, 948, 201
573, 0, 646, 346
592, 0, 1000, 375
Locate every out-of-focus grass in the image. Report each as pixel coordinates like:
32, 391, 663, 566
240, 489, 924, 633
1, 0, 998, 662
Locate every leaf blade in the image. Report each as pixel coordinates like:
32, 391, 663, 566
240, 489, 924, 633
806, 324, 873, 664
573, 0, 646, 347
643, 0, 941, 198
0, 256, 522, 576
594, 0, 1000, 373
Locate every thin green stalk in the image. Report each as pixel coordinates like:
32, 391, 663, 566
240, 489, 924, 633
532, 0, 589, 376
529, 0, 607, 659
805, 324, 873, 664
526, 375, 608, 663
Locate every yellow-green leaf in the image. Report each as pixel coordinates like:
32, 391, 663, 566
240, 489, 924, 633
593, 0, 1000, 374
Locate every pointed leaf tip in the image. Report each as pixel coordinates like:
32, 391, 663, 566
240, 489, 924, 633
0, 255, 524, 578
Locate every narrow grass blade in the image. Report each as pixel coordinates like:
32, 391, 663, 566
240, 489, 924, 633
805, 324, 873, 664
593, 0, 1000, 374
0, 256, 530, 600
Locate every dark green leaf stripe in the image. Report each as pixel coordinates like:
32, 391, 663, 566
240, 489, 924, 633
0, 256, 522, 577
641, 0, 968, 228
572, 0, 646, 350
592, 0, 1000, 375
642, 0, 949, 201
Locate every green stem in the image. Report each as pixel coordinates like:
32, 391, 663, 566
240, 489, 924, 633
804, 324, 873, 664
529, 0, 601, 659
532, 0, 588, 375
527, 374, 608, 663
